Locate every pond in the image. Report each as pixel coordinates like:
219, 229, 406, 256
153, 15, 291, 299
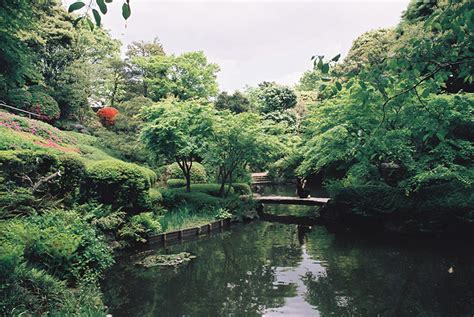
103, 202, 474, 316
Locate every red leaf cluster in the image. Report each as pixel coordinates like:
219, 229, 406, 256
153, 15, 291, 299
97, 107, 119, 126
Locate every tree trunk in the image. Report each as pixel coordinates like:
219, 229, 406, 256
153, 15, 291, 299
185, 173, 191, 192
225, 172, 233, 197
219, 167, 227, 197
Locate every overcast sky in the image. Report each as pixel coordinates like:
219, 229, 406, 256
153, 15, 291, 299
65, 0, 409, 92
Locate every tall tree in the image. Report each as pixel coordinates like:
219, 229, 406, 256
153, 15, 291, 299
140, 98, 215, 191
215, 91, 251, 113
135, 51, 220, 101
205, 112, 276, 196
247, 82, 297, 114
125, 38, 165, 97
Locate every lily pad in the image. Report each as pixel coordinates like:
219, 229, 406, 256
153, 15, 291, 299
135, 252, 197, 268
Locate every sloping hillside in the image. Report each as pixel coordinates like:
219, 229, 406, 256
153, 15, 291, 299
0, 110, 118, 162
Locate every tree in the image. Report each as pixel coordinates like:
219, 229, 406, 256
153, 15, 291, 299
247, 82, 297, 114
140, 98, 215, 192
125, 38, 165, 97
215, 91, 251, 113
205, 112, 276, 196
135, 51, 220, 101
105, 57, 128, 106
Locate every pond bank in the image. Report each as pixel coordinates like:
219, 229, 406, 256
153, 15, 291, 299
103, 215, 474, 316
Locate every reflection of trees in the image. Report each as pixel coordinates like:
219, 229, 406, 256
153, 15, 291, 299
303, 228, 474, 316
103, 222, 303, 316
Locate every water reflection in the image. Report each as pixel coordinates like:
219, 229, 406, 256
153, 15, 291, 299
103, 220, 474, 316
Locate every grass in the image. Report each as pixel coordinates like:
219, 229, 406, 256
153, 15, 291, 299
0, 112, 156, 175
160, 205, 218, 233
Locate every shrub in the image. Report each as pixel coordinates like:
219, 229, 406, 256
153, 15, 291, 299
0, 210, 113, 315
0, 187, 37, 219
232, 183, 252, 195
149, 188, 163, 208
96, 107, 119, 126
82, 160, 152, 214
166, 162, 207, 183
7, 88, 32, 110
137, 165, 158, 187
329, 183, 412, 217
167, 178, 188, 188
0, 150, 85, 200
0, 150, 59, 189
53, 155, 86, 198
119, 212, 162, 243
30, 92, 60, 121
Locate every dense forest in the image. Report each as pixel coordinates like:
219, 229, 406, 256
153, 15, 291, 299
0, 0, 472, 315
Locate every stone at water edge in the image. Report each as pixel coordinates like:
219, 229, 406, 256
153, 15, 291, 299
135, 252, 197, 268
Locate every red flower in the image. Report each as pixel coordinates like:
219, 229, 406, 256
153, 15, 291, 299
97, 107, 119, 126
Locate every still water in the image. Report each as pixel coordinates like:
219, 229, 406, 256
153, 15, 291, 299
103, 205, 474, 316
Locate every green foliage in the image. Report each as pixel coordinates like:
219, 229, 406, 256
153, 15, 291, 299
402, 0, 438, 22
119, 212, 162, 243
335, 28, 396, 78
164, 184, 234, 197
167, 161, 207, 183
247, 82, 297, 114
231, 183, 252, 195
215, 91, 251, 113
6, 88, 33, 110
30, 91, 61, 121
0, 187, 37, 219
140, 98, 215, 191
149, 187, 163, 207
205, 111, 277, 196
167, 178, 188, 188
82, 160, 154, 213
161, 188, 221, 210
214, 207, 232, 220
135, 51, 219, 101
0, 208, 113, 315
53, 155, 87, 198
297, 0, 474, 228
159, 205, 217, 232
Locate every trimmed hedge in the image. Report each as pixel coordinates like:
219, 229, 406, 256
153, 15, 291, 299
232, 183, 252, 195
160, 189, 221, 211
168, 184, 235, 197
82, 160, 153, 214
0, 150, 87, 199
167, 178, 188, 188
166, 182, 250, 196
149, 188, 163, 208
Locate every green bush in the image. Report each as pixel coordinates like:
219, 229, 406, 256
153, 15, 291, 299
119, 212, 162, 243
0, 187, 37, 219
0, 150, 59, 191
0, 150, 85, 200
53, 155, 86, 198
167, 178, 188, 188
7, 88, 32, 110
166, 162, 207, 183
82, 160, 152, 214
232, 183, 252, 195
329, 183, 412, 217
30, 91, 60, 121
0, 209, 113, 315
149, 187, 163, 207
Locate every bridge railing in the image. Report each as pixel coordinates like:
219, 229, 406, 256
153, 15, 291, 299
0, 100, 42, 119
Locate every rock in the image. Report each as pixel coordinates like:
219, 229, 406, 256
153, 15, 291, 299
135, 252, 197, 268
